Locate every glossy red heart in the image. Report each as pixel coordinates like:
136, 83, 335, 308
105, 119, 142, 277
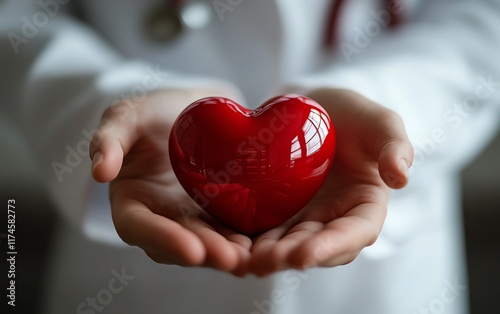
169, 94, 336, 236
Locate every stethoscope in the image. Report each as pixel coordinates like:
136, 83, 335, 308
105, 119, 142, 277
146, 0, 402, 49
146, 0, 213, 43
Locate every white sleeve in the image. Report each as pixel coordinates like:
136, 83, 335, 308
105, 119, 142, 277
283, 0, 500, 173
0, 2, 231, 234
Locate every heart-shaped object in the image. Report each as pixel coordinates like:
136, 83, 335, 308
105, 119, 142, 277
169, 94, 336, 236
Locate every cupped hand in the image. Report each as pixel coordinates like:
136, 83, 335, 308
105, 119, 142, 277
89, 88, 252, 276
250, 88, 414, 276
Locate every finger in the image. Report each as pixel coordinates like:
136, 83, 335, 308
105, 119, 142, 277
226, 233, 253, 250
111, 195, 206, 266
231, 246, 251, 277
230, 244, 252, 277
90, 102, 141, 182
287, 202, 386, 269
191, 215, 252, 273
145, 250, 174, 265
205, 216, 253, 250
249, 221, 323, 276
364, 109, 414, 189
210, 222, 253, 275
306, 89, 414, 189
249, 225, 289, 276
187, 221, 243, 272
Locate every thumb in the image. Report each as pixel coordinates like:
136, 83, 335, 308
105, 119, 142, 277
89, 102, 140, 182
368, 110, 414, 189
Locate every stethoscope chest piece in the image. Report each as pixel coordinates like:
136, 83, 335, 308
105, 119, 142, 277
146, 5, 184, 42
146, 2, 213, 43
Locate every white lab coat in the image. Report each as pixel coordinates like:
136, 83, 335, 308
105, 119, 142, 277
1, 0, 499, 313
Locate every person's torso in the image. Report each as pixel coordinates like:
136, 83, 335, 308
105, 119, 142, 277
78, 0, 421, 105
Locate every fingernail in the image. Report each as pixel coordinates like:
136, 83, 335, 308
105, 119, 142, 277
92, 151, 103, 171
399, 158, 409, 177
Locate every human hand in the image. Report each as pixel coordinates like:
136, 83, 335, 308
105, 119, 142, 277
89, 87, 252, 276
250, 88, 414, 276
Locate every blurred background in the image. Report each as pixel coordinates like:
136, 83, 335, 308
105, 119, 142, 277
1, 1, 500, 313
461, 130, 500, 313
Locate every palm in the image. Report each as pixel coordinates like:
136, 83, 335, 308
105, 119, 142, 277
110, 131, 191, 222
249, 89, 411, 275
93, 90, 253, 274
305, 119, 388, 218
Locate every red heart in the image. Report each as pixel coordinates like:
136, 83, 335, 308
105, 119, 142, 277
169, 94, 336, 236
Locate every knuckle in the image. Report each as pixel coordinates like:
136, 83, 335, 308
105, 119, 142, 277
377, 109, 405, 132
112, 215, 136, 247
365, 225, 380, 247
341, 250, 361, 265
382, 108, 403, 124
115, 229, 135, 247
104, 102, 127, 118
101, 101, 136, 125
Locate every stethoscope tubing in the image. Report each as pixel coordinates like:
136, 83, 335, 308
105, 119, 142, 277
160, 0, 403, 48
